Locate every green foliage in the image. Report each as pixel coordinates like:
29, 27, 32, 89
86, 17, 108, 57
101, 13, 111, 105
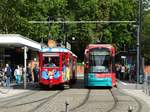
141, 11, 150, 65
108, 0, 138, 51
0, 0, 140, 61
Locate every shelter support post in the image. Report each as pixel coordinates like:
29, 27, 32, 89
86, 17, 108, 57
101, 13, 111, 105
24, 46, 27, 89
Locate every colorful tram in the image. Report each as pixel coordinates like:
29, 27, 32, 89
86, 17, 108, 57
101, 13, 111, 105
38, 47, 77, 88
84, 44, 116, 87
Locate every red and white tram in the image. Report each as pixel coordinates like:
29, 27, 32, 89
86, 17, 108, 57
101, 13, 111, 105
38, 47, 77, 88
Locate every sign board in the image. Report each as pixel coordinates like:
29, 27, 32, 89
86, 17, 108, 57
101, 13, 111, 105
66, 42, 71, 50
90, 51, 110, 55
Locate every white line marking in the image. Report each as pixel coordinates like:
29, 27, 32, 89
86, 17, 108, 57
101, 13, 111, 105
121, 82, 128, 86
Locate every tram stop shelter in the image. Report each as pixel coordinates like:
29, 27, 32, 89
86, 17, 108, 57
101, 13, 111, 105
0, 34, 42, 88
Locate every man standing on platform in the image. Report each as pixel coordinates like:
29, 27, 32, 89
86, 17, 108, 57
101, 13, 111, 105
33, 64, 39, 82
5, 64, 12, 87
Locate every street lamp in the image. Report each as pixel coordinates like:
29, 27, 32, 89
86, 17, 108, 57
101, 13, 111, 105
133, 0, 143, 85
72, 37, 75, 41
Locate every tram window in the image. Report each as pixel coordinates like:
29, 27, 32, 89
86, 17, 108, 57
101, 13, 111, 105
43, 56, 59, 67
89, 55, 111, 73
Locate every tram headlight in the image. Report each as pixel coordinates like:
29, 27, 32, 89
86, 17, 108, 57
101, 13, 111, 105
49, 75, 53, 79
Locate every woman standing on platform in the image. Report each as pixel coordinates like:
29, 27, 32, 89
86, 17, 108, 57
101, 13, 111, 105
14, 65, 21, 85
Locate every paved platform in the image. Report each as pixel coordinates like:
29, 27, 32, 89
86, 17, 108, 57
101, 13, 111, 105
117, 80, 150, 112
0, 87, 28, 98
0, 82, 36, 98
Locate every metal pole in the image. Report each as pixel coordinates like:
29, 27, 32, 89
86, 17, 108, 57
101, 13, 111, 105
24, 46, 27, 89
65, 101, 69, 112
137, 25, 140, 84
136, 0, 142, 84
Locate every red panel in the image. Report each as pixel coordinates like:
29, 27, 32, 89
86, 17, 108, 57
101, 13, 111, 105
39, 78, 49, 85
59, 53, 62, 71
95, 73, 112, 78
112, 72, 116, 86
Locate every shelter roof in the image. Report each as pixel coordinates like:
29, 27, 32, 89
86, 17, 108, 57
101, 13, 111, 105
0, 34, 41, 51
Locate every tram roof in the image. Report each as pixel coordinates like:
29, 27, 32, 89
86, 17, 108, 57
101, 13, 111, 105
86, 44, 115, 50
72, 53, 77, 58
41, 47, 77, 57
85, 44, 115, 56
41, 47, 72, 53
0, 34, 41, 51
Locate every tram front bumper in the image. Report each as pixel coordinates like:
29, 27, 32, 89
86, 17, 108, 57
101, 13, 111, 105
87, 74, 112, 87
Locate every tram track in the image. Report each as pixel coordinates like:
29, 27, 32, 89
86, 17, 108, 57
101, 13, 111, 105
69, 89, 91, 112
69, 87, 143, 112
105, 88, 118, 112
117, 88, 142, 112
132, 96, 142, 112
0, 83, 143, 112
105, 87, 142, 112
0, 91, 39, 107
0, 90, 63, 109
27, 90, 63, 112
0, 84, 41, 102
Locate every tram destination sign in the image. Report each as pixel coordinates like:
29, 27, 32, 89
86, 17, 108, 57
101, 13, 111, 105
90, 51, 110, 55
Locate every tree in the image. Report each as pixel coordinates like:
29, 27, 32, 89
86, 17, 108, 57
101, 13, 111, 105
108, 0, 138, 51
141, 10, 150, 64
0, 0, 139, 61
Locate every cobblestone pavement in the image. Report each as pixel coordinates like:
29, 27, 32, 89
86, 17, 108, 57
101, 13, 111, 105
0, 79, 149, 112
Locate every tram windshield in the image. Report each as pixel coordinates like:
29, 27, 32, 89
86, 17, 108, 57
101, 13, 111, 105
42, 53, 60, 68
89, 48, 111, 73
